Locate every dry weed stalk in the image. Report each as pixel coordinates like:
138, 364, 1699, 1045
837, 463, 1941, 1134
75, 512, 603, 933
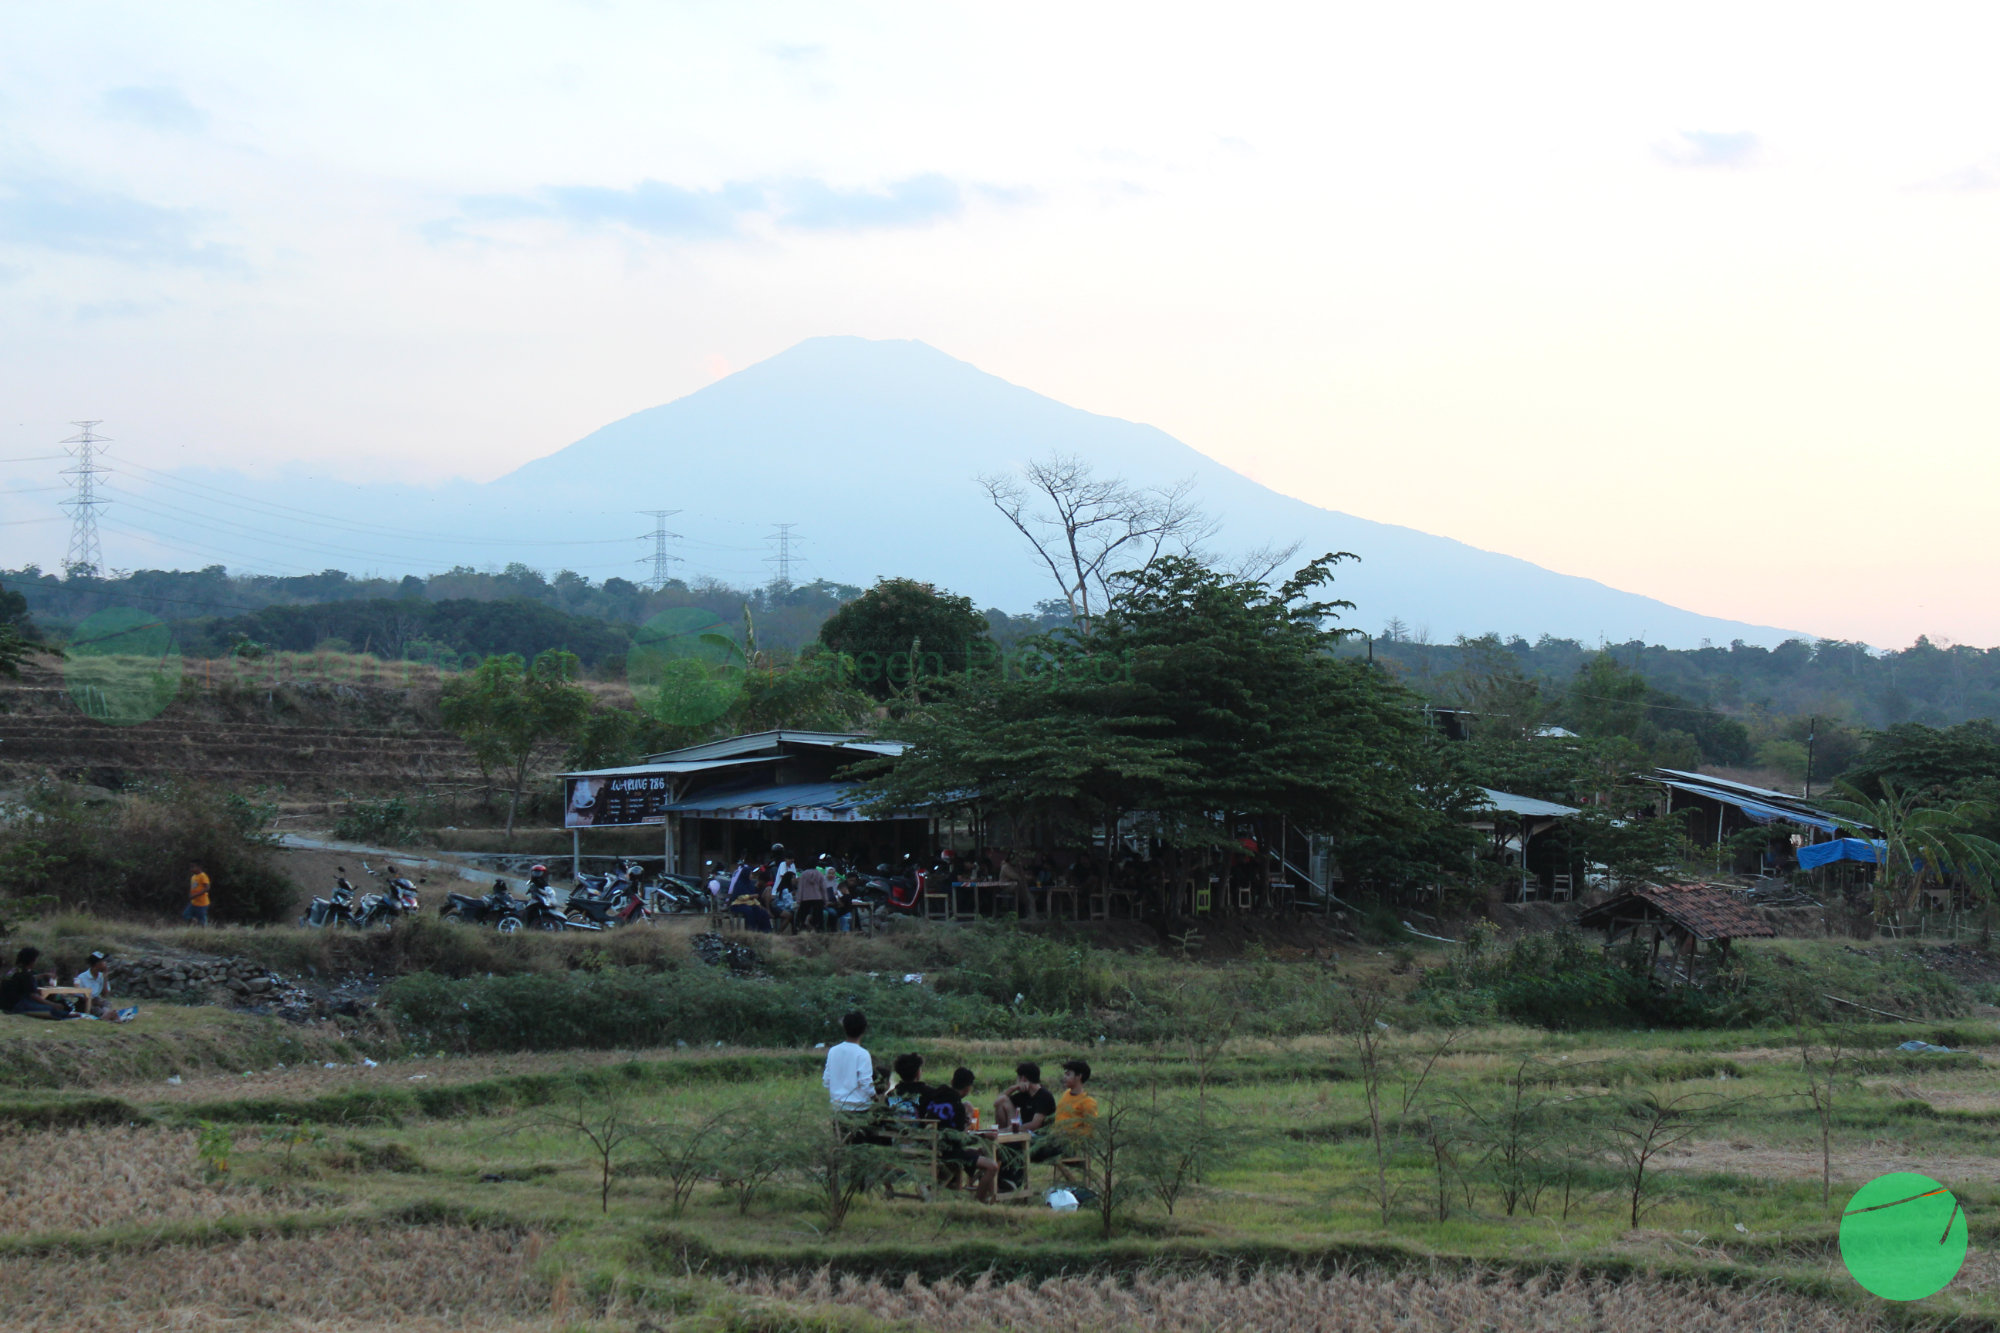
0, 1223, 547, 1332
0, 1126, 302, 1234
730, 1264, 1879, 1332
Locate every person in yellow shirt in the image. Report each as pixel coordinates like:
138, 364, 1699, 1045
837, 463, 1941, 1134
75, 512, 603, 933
1032, 1058, 1097, 1164
183, 861, 211, 927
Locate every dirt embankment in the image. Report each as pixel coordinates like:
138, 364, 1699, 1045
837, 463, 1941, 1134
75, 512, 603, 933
0, 654, 482, 797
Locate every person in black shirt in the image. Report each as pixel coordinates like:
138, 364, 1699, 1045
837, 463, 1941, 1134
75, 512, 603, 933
1, 948, 73, 1020
885, 1052, 929, 1124
993, 1061, 1057, 1192
921, 1066, 999, 1203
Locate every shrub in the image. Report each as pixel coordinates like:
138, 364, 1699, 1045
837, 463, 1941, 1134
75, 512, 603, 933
0, 780, 294, 923
380, 965, 1068, 1054
333, 797, 426, 846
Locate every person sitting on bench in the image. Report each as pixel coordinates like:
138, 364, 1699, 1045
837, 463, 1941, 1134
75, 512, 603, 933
729, 868, 774, 932
1, 948, 75, 1020
886, 1052, 929, 1123
993, 1060, 1058, 1192
1032, 1058, 1097, 1163
922, 1066, 1000, 1203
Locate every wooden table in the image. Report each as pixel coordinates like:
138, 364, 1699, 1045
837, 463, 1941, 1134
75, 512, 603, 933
40, 987, 94, 1014
976, 1128, 1037, 1202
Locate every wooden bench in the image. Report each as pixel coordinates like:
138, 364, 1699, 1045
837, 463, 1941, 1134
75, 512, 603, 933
884, 1120, 942, 1201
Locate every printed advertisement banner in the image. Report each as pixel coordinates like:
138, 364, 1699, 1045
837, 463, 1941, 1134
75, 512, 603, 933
565, 775, 671, 828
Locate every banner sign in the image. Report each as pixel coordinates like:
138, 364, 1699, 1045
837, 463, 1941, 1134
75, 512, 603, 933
565, 775, 672, 828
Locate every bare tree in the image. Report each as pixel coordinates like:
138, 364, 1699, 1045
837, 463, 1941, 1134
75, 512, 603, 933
980, 454, 1217, 629
519, 1089, 648, 1214
1227, 541, 1304, 586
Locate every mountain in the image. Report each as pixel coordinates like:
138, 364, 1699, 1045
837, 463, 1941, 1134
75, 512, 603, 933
143, 336, 1803, 646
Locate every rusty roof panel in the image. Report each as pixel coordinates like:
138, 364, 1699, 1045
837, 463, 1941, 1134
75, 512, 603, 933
1577, 881, 1778, 941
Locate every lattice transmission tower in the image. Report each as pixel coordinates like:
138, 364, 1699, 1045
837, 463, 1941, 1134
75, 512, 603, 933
60, 421, 111, 578
766, 522, 797, 594
637, 509, 682, 590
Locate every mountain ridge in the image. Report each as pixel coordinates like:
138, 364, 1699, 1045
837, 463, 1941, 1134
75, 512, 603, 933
119, 336, 1803, 647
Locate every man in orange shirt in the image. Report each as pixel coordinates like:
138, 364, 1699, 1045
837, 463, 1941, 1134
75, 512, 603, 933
183, 861, 211, 926
1032, 1058, 1098, 1164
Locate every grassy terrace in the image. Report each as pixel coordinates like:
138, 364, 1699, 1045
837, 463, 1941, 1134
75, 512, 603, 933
1, 972, 1995, 1329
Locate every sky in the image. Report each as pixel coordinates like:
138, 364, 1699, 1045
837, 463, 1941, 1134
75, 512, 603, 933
3, 2, 2000, 647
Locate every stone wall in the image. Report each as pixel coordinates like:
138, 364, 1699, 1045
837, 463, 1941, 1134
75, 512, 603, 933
106, 953, 284, 1001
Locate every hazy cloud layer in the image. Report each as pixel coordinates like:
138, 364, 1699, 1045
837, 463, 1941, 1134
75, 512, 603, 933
1915, 156, 2000, 191
100, 85, 207, 133
0, 174, 236, 267
439, 173, 984, 243
1655, 130, 1761, 168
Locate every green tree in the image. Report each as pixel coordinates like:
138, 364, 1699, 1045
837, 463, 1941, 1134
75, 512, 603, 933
859, 553, 1476, 892
440, 648, 593, 837
1819, 778, 2000, 920
816, 577, 995, 701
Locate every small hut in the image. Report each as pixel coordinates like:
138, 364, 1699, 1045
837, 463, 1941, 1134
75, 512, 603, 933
1576, 882, 1776, 985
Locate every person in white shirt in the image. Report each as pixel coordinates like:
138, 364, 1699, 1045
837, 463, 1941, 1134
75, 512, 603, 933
704, 861, 726, 908
72, 950, 111, 1017
821, 1010, 876, 1113
770, 843, 798, 882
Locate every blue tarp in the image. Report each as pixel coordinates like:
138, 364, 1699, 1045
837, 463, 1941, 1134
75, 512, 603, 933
1797, 837, 1885, 869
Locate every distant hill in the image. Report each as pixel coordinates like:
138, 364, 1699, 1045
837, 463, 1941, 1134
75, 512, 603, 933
121, 336, 1802, 646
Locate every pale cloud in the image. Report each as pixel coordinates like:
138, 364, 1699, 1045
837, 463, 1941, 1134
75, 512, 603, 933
1655, 130, 1761, 169
774, 173, 960, 230
1913, 156, 2000, 191
100, 85, 207, 133
436, 173, 990, 243
0, 174, 239, 268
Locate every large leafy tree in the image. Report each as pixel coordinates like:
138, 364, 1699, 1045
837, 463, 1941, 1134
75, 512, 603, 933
816, 578, 994, 701
859, 553, 1477, 892
440, 648, 594, 837
1820, 778, 2000, 919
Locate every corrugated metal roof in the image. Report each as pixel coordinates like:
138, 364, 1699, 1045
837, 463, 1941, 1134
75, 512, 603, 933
560, 756, 776, 779
1477, 788, 1582, 819
663, 780, 863, 814
1577, 882, 1778, 941
1653, 771, 1849, 834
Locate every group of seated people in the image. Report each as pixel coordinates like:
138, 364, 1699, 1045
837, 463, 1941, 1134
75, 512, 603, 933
0, 947, 128, 1020
714, 846, 867, 934
821, 1011, 1098, 1203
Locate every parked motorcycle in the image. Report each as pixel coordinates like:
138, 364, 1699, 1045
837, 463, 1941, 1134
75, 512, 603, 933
564, 881, 646, 928
440, 880, 523, 926
519, 880, 597, 931
649, 872, 711, 915
300, 870, 359, 928
352, 874, 421, 929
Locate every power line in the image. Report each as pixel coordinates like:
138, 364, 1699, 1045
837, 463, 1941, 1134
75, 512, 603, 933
59, 422, 110, 578
637, 509, 682, 590
110, 457, 631, 548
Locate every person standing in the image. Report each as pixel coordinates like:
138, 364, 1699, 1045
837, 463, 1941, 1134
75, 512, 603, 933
183, 862, 211, 926
822, 1011, 876, 1114
794, 860, 829, 932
